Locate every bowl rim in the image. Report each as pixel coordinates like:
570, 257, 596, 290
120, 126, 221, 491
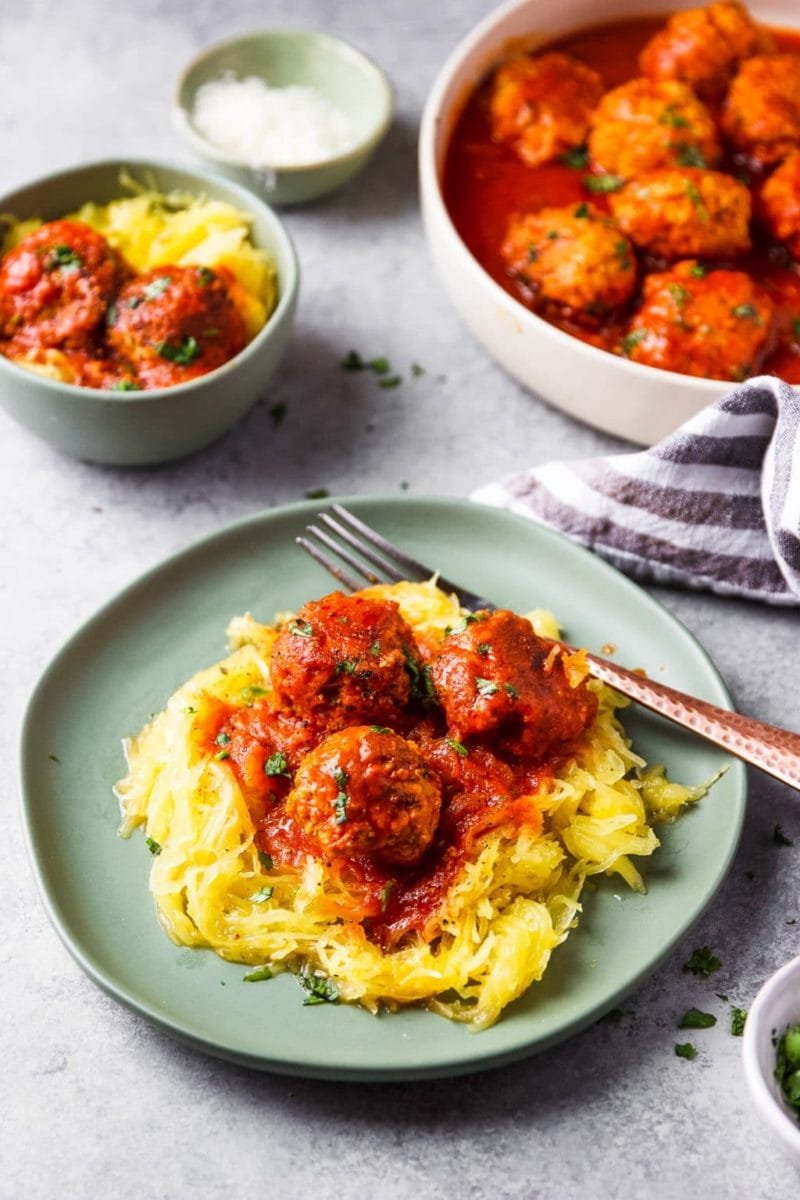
173, 27, 394, 175
742, 952, 800, 1157
416, 0, 758, 397
0, 156, 300, 404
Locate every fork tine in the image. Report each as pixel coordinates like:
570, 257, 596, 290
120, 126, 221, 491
305, 523, 382, 586
295, 536, 362, 592
318, 512, 409, 583
328, 504, 431, 582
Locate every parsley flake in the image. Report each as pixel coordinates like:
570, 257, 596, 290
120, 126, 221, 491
241, 685, 267, 701
296, 965, 340, 1005
340, 349, 365, 371
48, 753, 61, 763
45, 244, 82, 272
476, 677, 498, 697
573, 202, 590, 218
689, 264, 708, 278
559, 145, 590, 169
143, 275, 171, 300
675, 143, 706, 168
370, 640, 381, 657
334, 657, 358, 676
265, 752, 290, 778
732, 303, 760, 323
447, 738, 469, 757
686, 182, 708, 221
156, 336, 200, 365
289, 620, 313, 638
378, 375, 402, 389
304, 487, 330, 500
675, 1042, 697, 1060
332, 766, 349, 825
504, 682, 519, 699
411, 363, 425, 377
621, 327, 649, 356
369, 725, 392, 734
250, 886, 274, 903
380, 880, 395, 911
145, 837, 162, 856
243, 965, 273, 982
111, 379, 142, 391
660, 105, 690, 130
679, 1007, 716, 1029
731, 1007, 747, 1036
197, 266, 215, 285
215, 732, 231, 746
683, 946, 722, 976
584, 174, 624, 194
258, 851, 274, 871
269, 402, 287, 428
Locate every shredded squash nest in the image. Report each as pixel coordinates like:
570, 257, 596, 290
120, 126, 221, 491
116, 581, 707, 1030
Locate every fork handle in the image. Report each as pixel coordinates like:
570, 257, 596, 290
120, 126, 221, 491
584, 652, 800, 792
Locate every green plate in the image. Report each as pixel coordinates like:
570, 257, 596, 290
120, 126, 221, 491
20, 497, 745, 1080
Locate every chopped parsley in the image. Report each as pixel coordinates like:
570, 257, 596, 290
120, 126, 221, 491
668, 283, 690, 309
241, 685, 267, 701
370, 640, 381, 657
214, 749, 230, 761
250, 887, 274, 903
678, 1007, 717, 1029
675, 143, 707, 168
775, 1025, 800, 1119
660, 105, 690, 130
332, 766, 349, 825
45, 244, 82, 272
380, 880, 395, 911
447, 738, 469, 757
683, 946, 722, 976
448, 613, 481, 636
689, 264, 708, 278
730, 1007, 747, 1037
340, 349, 365, 371
686, 182, 708, 221
614, 239, 632, 270
378, 375, 402, 389
369, 356, 390, 375
145, 837, 162, 856
774, 823, 794, 846
621, 327, 649, 356
197, 266, 216, 285
265, 752, 291, 778
48, 753, 61, 763
304, 487, 330, 500
258, 851, 274, 871
546, 229, 560, 240
182, 705, 197, 714
573, 202, 590, 218
559, 145, 590, 169
476, 677, 499, 697
583, 174, 624, 194
215, 732, 231, 746
527, 245, 538, 263
334, 657, 358, 676
269, 402, 287, 428
143, 275, 172, 300
477, 642, 491, 656
111, 379, 142, 391
289, 620, 313, 638
296, 965, 340, 1005
731, 303, 760, 323
155, 336, 200, 365
243, 965, 273, 982
504, 682, 519, 698
411, 363, 425, 377
369, 725, 392, 734
675, 1042, 697, 1060
128, 295, 143, 310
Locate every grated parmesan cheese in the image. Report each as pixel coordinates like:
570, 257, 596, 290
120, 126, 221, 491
190, 74, 356, 167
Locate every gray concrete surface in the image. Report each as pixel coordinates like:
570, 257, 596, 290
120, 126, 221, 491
2, 2, 799, 1197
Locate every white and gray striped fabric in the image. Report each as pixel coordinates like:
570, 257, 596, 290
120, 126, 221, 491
471, 376, 800, 606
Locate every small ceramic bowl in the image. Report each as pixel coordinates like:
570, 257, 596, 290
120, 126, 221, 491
419, 0, 800, 445
174, 30, 393, 206
0, 159, 299, 466
742, 953, 800, 1168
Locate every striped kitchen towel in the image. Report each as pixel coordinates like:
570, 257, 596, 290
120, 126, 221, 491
471, 376, 800, 606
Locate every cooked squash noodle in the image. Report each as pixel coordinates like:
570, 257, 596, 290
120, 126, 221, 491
117, 582, 706, 1030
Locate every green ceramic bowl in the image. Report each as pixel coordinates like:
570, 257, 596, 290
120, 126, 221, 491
174, 30, 393, 206
0, 159, 299, 466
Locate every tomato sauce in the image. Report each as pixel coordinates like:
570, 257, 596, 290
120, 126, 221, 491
443, 16, 800, 382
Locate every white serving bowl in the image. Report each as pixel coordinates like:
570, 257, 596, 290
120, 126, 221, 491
419, 0, 800, 445
742, 953, 800, 1167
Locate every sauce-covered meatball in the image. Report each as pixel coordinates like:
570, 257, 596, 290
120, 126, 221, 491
270, 591, 422, 728
588, 78, 720, 178
489, 52, 604, 168
428, 610, 596, 760
609, 168, 751, 259
622, 259, 774, 380
639, 2, 773, 100
287, 726, 442, 866
722, 54, 800, 165
0, 219, 127, 352
501, 203, 637, 321
107, 264, 246, 387
222, 701, 319, 820
760, 151, 800, 256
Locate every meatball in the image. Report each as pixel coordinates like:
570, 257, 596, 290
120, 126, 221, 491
270, 591, 422, 727
428, 610, 596, 760
223, 701, 319, 820
722, 55, 800, 165
761, 151, 800, 256
639, 2, 774, 100
621, 259, 774, 380
501, 203, 637, 321
609, 168, 751, 260
0, 219, 127, 351
287, 726, 442, 866
107, 264, 246, 387
488, 52, 604, 168
588, 78, 720, 178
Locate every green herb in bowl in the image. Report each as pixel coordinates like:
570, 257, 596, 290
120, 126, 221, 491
775, 1024, 800, 1119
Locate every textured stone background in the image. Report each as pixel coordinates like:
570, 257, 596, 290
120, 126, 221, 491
2, 2, 799, 1197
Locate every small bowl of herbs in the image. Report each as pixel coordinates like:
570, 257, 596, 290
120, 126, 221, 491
743, 953, 800, 1166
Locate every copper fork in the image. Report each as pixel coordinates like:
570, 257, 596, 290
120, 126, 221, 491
296, 504, 800, 793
